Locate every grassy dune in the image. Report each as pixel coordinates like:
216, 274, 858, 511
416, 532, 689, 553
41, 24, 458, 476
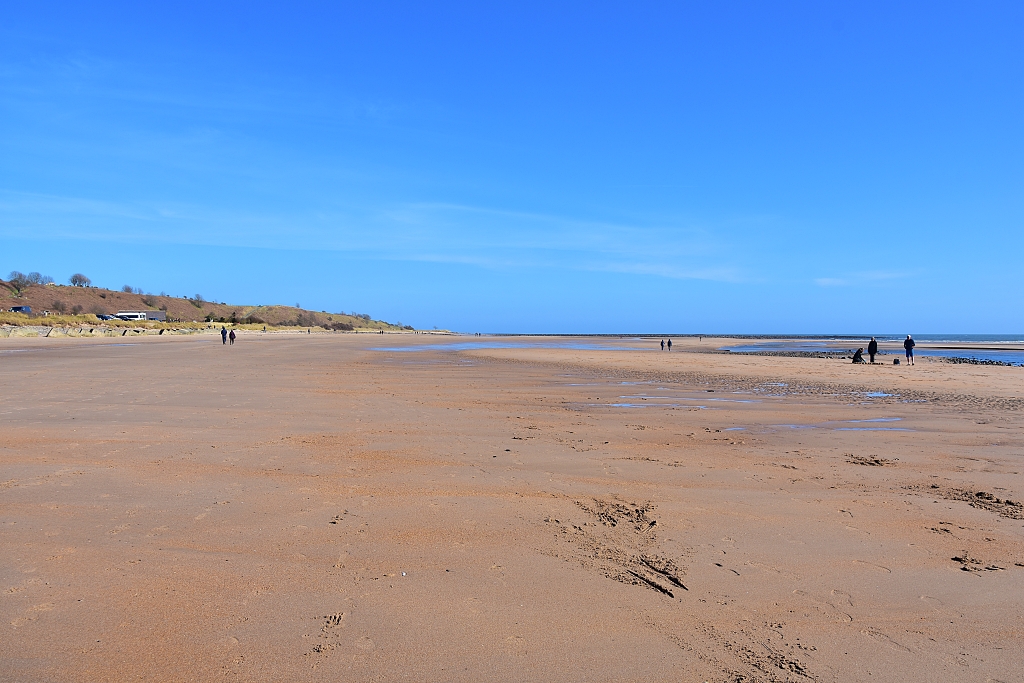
0, 280, 416, 332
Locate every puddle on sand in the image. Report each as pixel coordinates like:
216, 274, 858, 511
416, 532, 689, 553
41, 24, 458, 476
374, 341, 645, 353
620, 394, 761, 404
577, 402, 707, 410
770, 421, 914, 432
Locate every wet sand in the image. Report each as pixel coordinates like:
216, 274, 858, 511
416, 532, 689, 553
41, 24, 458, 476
2, 334, 1023, 682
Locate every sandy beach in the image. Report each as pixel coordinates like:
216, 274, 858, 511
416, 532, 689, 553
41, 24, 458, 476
2, 333, 1022, 682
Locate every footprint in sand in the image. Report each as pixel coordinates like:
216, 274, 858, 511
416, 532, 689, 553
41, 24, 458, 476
354, 636, 375, 651
10, 602, 55, 627
828, 589, 854, 609
793, 589, 853, 623
852, 559, 891, 573
861, 627, 911, 652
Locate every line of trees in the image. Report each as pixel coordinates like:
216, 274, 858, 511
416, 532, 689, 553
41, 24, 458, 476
7, 271, 54, 293
7, 271, 93, 294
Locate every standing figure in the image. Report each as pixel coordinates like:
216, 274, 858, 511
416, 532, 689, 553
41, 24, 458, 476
229, 329, 236, 345
661, 339, 665, 351
904, 335, 915, 365
221, 326, 227, 344
667, 339, 672, 351
868, 337, 878, 363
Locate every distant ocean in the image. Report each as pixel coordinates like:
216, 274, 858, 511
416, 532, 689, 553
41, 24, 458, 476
720, 335, 1024, 365
848, 334, 1024, 343
374, 334, 1024, 366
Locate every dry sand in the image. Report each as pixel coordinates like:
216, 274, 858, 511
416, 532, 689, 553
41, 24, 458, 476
2, 334, 1022, 682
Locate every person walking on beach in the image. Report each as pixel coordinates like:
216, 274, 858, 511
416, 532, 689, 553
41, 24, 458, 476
661, 339, 665, 351
229, 329, 236, 345
868, 337, 878, 363
221, 326, 227, 345
904, 335, 915, 365
667, 338, 672, 351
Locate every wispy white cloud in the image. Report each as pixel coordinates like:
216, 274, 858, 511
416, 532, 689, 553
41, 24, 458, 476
859, 270, 910, 281
0, 190, 747, 282
0, 51, 403, 126
815, 270, 914, 288
373, 202, 744, 282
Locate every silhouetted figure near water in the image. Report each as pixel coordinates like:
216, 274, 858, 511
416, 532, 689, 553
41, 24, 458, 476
904, 335, 915, 365
661, 339, 665, 350
868, 337, 878, 363
229, 329, 236, 345
221, 326, 227, 344
667, 339, 672, 351
852, 348, 865, 363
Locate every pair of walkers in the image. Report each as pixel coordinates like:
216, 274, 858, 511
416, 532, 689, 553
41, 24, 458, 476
853, 335, 914, 365
660, 339, 672, 351
221, 326, 236, 345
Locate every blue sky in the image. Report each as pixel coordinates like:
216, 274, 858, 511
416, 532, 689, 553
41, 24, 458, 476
2, 2, 1021, 333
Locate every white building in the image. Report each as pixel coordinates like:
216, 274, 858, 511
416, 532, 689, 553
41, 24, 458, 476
116, 310, 166, 321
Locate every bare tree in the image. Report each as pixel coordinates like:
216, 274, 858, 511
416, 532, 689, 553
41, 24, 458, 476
27, 272, 53, 285
69, 273, 91, 287
8, 271, 30, 293
122, 285, 134, 293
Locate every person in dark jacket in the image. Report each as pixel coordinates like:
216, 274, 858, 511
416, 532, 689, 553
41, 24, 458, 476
852, 348, 865, 363
667, 338, 672, 351
904, 335, 915, 365
229, 329, 236, 345
661, 339, 665, 350
868, 337, 878, 363
221, 326, 227, 344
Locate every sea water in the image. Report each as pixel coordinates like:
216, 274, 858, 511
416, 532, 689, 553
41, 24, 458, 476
720, 334, 1024, 365
372, 334, 1024, 365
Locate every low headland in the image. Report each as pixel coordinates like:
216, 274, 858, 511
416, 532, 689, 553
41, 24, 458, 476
0, 274, 429, 337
